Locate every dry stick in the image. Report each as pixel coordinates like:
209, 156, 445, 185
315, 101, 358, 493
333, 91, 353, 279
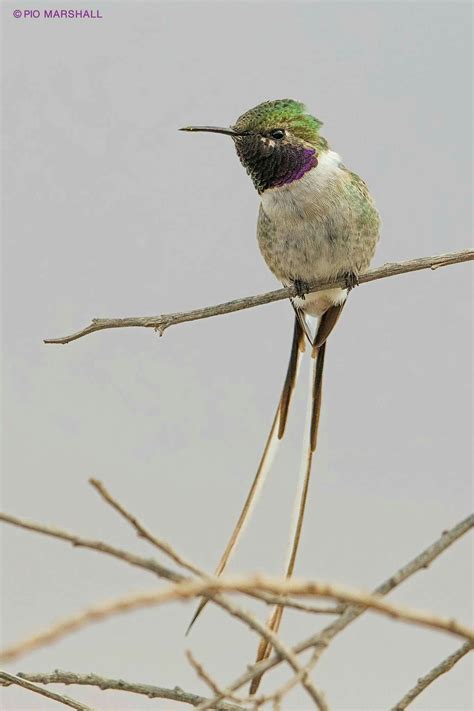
0, 670, 95, 711
0, 509, 327, 709
88, 479, 330, 710
1, 575, 472, 666
44, 250, 473, 344
1, 671, 245, 711
391, 641, 474, 710
183, 593, 329, 711
0, 511, 182, 583
253, 646, 323, 711
89, 478, 203, 576
89, 477, 341, 617
1, 589, 327, 710
263, 647, 322, 710
197, 514, 474, 710
2, 517, 471, 709
186, 650, 243, 702
1, 515, 471, 705
0, 507, 336, 618
263, 600, 342, 616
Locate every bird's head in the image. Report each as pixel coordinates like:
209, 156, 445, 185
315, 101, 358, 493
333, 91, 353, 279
181, 99, 328, 194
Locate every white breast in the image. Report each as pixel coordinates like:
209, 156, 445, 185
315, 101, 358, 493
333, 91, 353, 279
259, 149, 349, 317
261, 150, 343, 222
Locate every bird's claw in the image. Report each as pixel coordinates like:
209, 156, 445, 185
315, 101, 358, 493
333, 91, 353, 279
292, 278, 311, 299
344, 271, 359, 291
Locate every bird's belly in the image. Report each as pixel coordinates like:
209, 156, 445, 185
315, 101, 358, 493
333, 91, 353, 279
259, 219, 342, 277
258, 220, 350, 316
257, 157, 379, 316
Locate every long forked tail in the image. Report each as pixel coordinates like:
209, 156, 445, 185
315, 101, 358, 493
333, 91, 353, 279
249, 304, 343, 695
186, 316, 306, 635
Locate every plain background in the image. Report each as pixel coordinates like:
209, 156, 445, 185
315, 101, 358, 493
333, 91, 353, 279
1, 1, 472, 709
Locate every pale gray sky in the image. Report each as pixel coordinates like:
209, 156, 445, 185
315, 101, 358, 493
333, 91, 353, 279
1, 1, 472, 709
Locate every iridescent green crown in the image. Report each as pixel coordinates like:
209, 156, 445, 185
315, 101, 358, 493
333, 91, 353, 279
233, 99, 323, 145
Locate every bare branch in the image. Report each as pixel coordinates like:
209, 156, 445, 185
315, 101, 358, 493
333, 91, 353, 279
186, 650, 243, 702
88, 478, 341, 616
0, 670, 94, 711
44, 250, 473, 345
1, 574, 472, 665
258, 647, 323, 710
0, 504, 336, 621
88, 478, 332, 708
0, 511, 182, 583
391, 641, 473, 710
89, 478, 202, 576
194, 592, 329, 711
259, 600, 342, 616
1, 670, 246, 711
0, 500, 327, 708
198, 514, 474, 708
2, 508, 471, 707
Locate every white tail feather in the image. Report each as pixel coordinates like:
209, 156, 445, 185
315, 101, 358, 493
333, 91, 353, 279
284, 353, 317, 574
216, 410, 280, 574
215, 341, 305, 574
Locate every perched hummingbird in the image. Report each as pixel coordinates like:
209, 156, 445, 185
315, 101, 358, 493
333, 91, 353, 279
181, 99, 380, 692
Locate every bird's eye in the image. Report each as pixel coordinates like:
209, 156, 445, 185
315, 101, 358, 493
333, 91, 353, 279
270, 129, 285, 140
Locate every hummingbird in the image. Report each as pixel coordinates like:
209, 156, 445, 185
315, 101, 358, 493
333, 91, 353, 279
180, 99, 380, 693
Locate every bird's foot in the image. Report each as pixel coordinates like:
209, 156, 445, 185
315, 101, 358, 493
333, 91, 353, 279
292, 278, 311, 299
344, 271, 360, 292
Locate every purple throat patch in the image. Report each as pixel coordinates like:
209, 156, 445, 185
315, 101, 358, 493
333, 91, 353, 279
273, 148, 318, 188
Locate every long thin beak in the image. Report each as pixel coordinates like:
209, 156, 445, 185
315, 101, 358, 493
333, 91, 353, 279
179, 125, 238, 137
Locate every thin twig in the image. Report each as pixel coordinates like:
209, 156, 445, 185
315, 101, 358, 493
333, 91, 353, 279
257, 599, 342, 615
0, 511, 182, 583
1, 574, 472, 665
0, 505, 331, 707
88, 478, 331, 708
89, 478, 342, 617
195, 592, 329, 710
186, 650, 242, 701
0, 670, 94, 711
269, 647, 323, 708
44, 250, 473, 344
391, 641, 474, 709
255, 646, 323, 710
0, 501, 327, 707
197, 514, 474, 709
0, 584, 329, 708
0, 670, 246, 711
89, 478, 202, 576
0, 505, 336, 620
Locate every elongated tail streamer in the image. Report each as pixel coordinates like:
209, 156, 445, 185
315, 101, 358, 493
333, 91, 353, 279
249, 343, 326, 693
186, 317, 305, 634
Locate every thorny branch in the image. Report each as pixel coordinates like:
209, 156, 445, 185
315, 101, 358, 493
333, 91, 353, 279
44, 250, 473, 344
